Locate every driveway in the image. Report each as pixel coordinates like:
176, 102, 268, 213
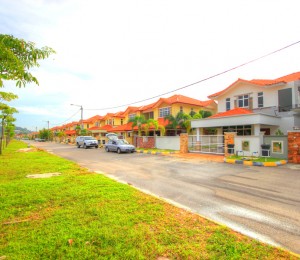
31, 141, 300, 254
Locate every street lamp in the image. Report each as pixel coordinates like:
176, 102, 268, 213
70, 104, 83, 129
44, 120, 50, 141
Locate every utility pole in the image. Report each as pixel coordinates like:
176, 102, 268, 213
71, 104, 83, 130
46, 121, 49, 141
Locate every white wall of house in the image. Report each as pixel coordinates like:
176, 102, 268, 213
156, 136, 180, 150
234, 135, 261, 157
217, 81, 297, 113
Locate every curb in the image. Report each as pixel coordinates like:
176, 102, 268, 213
136, 150, 180, 155
224, 158, 287, 167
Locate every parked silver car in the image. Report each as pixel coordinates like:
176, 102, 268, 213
76, 136, 98, 149
105, 139, 135, 153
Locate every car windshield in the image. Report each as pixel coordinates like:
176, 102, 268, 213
117, 140, 129, 145
84, 137, 95, 140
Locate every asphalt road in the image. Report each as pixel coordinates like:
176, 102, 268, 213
31, 141, 300, 254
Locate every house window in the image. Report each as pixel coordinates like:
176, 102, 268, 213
258, 92, 263, 108
159, 107, 171, 117
112, 119, 114, 126
180, 106, 183, 113
121, 119, 123, 125
238, 94, 249, 108
129, 113, 136, 120
223, 125, 252, 136
87, 124, 89, 129
278, 88, 292, 112
226, 98, 230, 111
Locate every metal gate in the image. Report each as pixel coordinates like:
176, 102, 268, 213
188, 135, 224, 154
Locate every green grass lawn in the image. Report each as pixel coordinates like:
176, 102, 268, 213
226, 155, 285, 162
0, 141, 297, 259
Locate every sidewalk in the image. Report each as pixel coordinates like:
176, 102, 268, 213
168, 152, 225, 163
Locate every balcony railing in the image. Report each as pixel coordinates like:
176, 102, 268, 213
278, 104, 300, 112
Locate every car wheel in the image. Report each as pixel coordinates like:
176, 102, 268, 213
131, 151, 134, 153
95, 145, 98, 149
117, 148, 121, 154
83, 143, 87, 149
77, 143, 80, 148
105, 147, 109, 152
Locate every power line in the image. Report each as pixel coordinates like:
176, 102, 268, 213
85, 39, 300, 111
50, 108, 81, 126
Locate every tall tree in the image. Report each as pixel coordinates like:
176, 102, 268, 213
0, 106, 18, 154
0, 34, 55, 88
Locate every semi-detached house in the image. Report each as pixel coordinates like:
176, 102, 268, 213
191, 71, 300, 158
192, 71, 300, 136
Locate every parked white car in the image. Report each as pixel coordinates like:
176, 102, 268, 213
76, 136, 98, 149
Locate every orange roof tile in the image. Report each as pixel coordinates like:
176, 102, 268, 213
99, 124, 113, 131
108, 122, 133, 132
209, 108, 253, 118
65, 130, 76, 135
88, 126, 102, 131
209, 71, 300, 99
86, 115, 103, 122
158, 94, 213, 107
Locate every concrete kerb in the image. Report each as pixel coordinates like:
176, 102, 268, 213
136, 150, 180, 155
224, 158, 288, 167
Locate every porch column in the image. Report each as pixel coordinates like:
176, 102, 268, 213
224, 132, 236, 157
253, 124, 261, 136
180, 133, 189, 153
195, 128, 201, 150
288, 131, 300, 164
196, 128, 200, 142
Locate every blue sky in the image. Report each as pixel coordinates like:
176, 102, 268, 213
1, 0, 300, 131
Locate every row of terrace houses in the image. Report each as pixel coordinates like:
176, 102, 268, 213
50, 94, 217, 145
49, 71, 300, 158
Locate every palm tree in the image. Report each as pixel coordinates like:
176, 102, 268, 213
199, 110, 212, 118
164, 112, 192, 135
128, 115, 147, 136
144, 119, 158, 136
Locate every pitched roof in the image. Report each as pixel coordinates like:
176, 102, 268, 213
209, 108, 253, 118
108, 122, 133, 132
153, 94, 215, 108
65, 130, 76, 135
99, 124, 113, 131
209, 71, 300, 99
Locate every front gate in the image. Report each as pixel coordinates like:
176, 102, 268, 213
188, 135, 224, 154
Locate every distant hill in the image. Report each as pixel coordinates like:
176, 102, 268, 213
15, 127, 32, 134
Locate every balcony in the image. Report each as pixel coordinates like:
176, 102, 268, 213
278, 104, 300, 113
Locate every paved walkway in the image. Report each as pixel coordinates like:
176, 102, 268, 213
169, 152, 225, 162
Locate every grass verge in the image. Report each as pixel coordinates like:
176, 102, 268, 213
0, 141, 297, 259
226, 155, 284, 162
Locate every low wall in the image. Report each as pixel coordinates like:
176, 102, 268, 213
234, 136, 260, 157
288, 131, 300, 163
264, 135, 288, 159
136, 136, 155, 148
156, 136, 180, 150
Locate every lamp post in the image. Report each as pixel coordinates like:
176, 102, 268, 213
70, 104, 83, 130
44, 121, 50, 141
